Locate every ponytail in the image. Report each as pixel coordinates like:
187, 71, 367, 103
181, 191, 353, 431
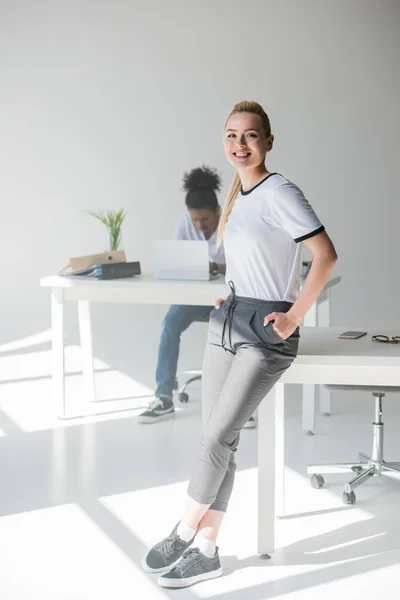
217, 171, 241, 246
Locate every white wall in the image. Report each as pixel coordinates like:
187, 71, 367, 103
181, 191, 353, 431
1, 0, 399, 386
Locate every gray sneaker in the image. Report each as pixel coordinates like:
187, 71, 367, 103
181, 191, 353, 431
158, 547, 222, 588
142, 523, 194, 574
137, 397, 175, 424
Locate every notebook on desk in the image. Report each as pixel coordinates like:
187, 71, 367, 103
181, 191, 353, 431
154, 240, 211, 281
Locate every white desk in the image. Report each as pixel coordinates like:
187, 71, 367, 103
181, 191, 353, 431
40, 274, 340, 423
258, 327, 400, 556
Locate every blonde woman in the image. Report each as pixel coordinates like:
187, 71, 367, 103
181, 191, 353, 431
142, 101, 337, 588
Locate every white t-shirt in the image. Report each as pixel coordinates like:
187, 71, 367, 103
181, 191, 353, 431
223, 173, 324, 303
174, 211, 226, 264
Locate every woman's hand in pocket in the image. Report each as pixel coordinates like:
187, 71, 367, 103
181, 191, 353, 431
215, 298, 226, 309
264, 311, 300, 340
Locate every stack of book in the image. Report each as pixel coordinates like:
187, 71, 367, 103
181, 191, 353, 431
57, 251, 141, 280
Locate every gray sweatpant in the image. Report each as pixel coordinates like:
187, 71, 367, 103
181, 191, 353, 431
187, 291, 299, 512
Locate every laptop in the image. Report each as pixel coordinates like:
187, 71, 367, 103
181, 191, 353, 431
154, 240, 211, 281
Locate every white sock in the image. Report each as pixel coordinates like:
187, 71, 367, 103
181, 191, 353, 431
177, 521, 197, 542
193, 535, 216, 558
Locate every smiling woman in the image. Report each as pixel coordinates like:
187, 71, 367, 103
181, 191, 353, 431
142, 100, 338, 589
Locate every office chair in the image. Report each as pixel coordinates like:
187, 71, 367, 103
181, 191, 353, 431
308, 385, 400, 504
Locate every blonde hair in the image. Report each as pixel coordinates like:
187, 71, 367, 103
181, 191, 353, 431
217, 101, 272, 245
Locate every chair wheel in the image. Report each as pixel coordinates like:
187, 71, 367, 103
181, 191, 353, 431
351, 466, 363, 473
310, 474, 325, 489
342, 491, 356, 505
179, 392, 189, 403
174, 379, 179, 390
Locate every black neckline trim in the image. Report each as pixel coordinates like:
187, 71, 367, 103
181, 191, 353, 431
240, 172, 279, 196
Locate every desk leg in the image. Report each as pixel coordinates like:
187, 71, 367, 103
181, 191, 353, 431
302, 385, 316, 435
258, 383, 283, 556
317, 292, 331, 416
275, 383, 285, 518
302, 301, 317, 434
51, 288, 66, 419
78, 301, 96, 405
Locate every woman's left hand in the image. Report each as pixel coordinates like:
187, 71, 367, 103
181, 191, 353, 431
264, 311, 301, 340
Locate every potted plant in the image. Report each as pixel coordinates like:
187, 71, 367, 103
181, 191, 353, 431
86, 208, 126, 251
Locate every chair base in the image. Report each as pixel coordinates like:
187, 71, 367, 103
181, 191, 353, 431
309, 453, 400, 494
308, 392, 400, 504
178, 370, 202, 403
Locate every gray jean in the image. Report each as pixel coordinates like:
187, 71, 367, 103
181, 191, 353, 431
187, 291, 299, 512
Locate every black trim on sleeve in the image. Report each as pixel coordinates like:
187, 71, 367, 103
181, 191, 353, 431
294, 225, 325, 243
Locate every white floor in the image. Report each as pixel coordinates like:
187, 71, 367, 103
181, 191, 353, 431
1, 343, 400, 599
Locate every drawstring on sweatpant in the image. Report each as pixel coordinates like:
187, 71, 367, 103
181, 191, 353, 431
221, 281, 237, 351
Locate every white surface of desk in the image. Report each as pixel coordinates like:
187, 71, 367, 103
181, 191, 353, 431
40, 273, 340, 305
258, 327, 400, 557
40, 274, 230, 305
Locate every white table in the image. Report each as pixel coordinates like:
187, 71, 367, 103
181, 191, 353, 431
258, 327, 400, 556
40, 274, 340, 423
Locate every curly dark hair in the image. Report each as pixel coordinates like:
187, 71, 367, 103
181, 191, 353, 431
182, 165, 221, 211
183, 165, 221, 192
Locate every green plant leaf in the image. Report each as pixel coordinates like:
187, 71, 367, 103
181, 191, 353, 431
83, 208, 126, 251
